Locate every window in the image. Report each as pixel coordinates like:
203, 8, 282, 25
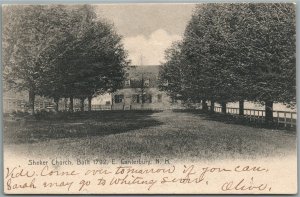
148, 95, 152, 103
114, 95, 124, 103
146, 94, 152, 103
132, 94, 140, 103
144, 79, 150, 87
125, 79, 130, 86
157, 94, 162, 102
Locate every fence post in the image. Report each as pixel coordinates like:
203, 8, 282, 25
249, 109, 252, 122
284, 112, 287, 127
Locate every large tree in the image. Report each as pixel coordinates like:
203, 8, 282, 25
3, 5, 86, 114
160, 3, 296, 122
35, 5, 98, 112
72, 20, 127, 111
159, 42, 192, 103
3, 5, 128, 113
234, 4, 296, 122
49, 21, 127, 112
180, 4, 242, 113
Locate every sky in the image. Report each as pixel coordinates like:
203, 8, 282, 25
95, 4, 196, 65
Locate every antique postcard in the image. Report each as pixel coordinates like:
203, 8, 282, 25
2, 3, 297, 194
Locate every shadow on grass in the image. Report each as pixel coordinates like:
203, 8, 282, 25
173, 109, 296, 133
4, 110, 163, 144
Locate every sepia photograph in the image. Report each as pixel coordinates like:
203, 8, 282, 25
2, 3, 297, 194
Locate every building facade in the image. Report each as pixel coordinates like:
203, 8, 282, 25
111, 65, 172, 110
3, 89, 57, 113
3, 65, 173, 113
3, 88, 88, 113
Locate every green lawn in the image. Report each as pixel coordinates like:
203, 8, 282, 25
4, 110, 296, 161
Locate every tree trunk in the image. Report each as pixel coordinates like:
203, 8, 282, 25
265, 101, 273, 124
69, 96, 74, 112
29, 89, 35, 115
80, 98, 85, 112
221, 101, 226, 114
210, 100, 215, 113
239, 100, 244, 115
202, 99, 208, 111
54, 97, 59, 112
88, 96, 92, 112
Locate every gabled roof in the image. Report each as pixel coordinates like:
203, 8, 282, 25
126, 65, 161, 76
124, 65, 161, 88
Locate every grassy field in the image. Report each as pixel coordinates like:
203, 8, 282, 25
4, 110, 296, 161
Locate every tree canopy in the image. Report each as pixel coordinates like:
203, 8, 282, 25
159, 3, 296, 121
3, 5, 128, 113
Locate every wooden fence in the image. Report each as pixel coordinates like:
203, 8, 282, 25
92, 105, 112, 111
92, 104, 174, 111
91, 105, 296, 127
211, 106, 296, 127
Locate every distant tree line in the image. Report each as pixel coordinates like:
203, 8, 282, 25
159, 3, 296, 123
3, 5, 129, 114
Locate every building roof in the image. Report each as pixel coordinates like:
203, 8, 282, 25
125, 65, 161, 88
126, 65, 160, 75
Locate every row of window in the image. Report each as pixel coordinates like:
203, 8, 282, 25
114, 94, 162, 103
124, 79, 150, 87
